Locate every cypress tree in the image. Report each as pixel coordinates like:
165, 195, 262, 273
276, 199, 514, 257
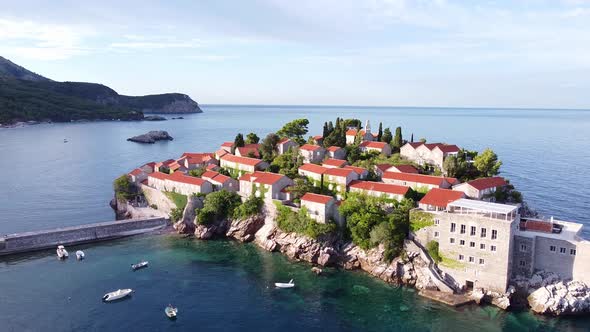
381, 128, 392, 144
377, 122, 383, 141
410, 133, 414, 143
322, 122, 329, 138
392, 127, 403, 151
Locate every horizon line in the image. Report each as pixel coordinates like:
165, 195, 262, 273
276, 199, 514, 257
200, 103, 590, 112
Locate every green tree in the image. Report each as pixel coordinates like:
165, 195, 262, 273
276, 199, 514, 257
473, 148, 502, 177
419, 137, 427, 143
196, 190, 242, 225
410, 133, 414, 142
377, 122, 383, 141
427, 240, 442, 263
392, 126, 403, 151
289, 177, 320, 201
443, 155, 458, 177
246, 132, 260, 144
276, 119, 309, 145
113, 175, 134, 200
232, 133, 244, 154
381, 128, 392, 144
260, 133, 280, 162
188, 167, 206, 177
271, 147, 302, 178
346, 145, 362, 164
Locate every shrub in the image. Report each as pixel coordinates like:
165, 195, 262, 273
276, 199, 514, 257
233, 195, 263, 219
164, 192, 187, 210
427, 240, 442, 263
188, 168, 206, 177
170, 207, 184, 223
114, 175, 134, 200
196, 190, 241, 225
275, 204, 336, 239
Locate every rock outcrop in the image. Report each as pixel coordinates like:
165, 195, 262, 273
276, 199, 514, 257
127, 130, 173, 144
143, 115, 167, 121
528, 281, 590, 315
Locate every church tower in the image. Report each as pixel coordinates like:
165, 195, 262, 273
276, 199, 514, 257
365, 120, 371, 134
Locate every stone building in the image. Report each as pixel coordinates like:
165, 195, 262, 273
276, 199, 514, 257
413, 199, 520, 293
382, 172, 457, 192
128, 168, 148, 184
238, 171, 293, 200
300, 193, 337, 224
359, 141, 392, 157
180, 152, 217, 170
348, 180, 410, 202
277, 138, 298, 155
220, 154, 269, 176
345, 120, 375, 144
322, 158, 348, 169
201, 170, 238, 192
452, 177, 507, 201
147, 172, 213, 196
400, 142, 460, 170
343, 165, 369, 180
326, 146, 346, 160
323, 168, 358, 199
299, 144, 326, 164
297, 163, 328, 186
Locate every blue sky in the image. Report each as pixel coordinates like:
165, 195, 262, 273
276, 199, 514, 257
1, 0, 590, 108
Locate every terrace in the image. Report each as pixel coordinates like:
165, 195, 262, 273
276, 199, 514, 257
446, 199, 518, 221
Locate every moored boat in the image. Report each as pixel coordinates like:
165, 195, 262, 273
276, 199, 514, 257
165, 305, 178, 319
102, 289, 133, 302
275, 279, 295, 288
75, 250, 85, 260
56, 245, 68, 259
131, 261, 149, 271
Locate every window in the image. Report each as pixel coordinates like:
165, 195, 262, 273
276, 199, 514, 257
450, 238, 455, 244
479, 258, 485, 265
469, 242, 475, 248
519, 260, 526, 267
434, 231, 440, 238
459, 254, 464, 261
491, 245, 497, 252
571, 249, 577, 256
560, 247, 566, 254
450, 223, 456, 233
470, 226, 476, 236
435, 219, 440, 225
468, 256, 475, 263
520, 244, 527, 252
460, 224, 466, 234
491, 229, 498, 240
460, 240, 465, 246
550, 245, 556, 252
481, 228, 487, 238
480, 243, 486, 250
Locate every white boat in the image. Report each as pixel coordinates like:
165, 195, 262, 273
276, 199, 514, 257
56, 245, 68, 259
131, 261, 148, 271
165, 305, 178, 319
102, 289, 133, 302
76, 250, 85, 260
274, 279, 295, 288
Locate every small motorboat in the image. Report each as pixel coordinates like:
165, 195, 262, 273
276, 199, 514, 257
56, 245, 69, 259
102, 289, 133, 302
131, 261, 149, 271
165, 305, 178, 319
274, 279, 295, 289
76, 250, 85, 260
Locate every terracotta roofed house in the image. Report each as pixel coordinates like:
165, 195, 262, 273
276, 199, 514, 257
387, 164, 419, 174
323, 167, 358, 198
238, 171, 293, 200
418, 188, 465, 211
343, 165, 369, 180
382, 172, 457, 192
298, 163, 328, 186
299, 144, 326, 164
322, 158, 348, 168
235, 143, 261, 158
300, 193, 337, 224
128, 168, 147, 184
348, 180, 410, 202
452, 177, 508, 201
277, 138, 298, 155
220, 142, 234, 153
147, 171, 213, 196
181, 152, 217, 170
155, 159, 176, 173
359, 141, 392, 157
400, 142, 459, 170
201, 170, 238, 192
326, 146, 346, 160
220, 154, 269, 177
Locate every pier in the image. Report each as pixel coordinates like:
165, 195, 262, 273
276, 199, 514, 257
0, 217, 168, 256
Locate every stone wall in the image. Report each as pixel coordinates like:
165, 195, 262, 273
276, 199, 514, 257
0, 218, 166, 256
141, 184, 177, 215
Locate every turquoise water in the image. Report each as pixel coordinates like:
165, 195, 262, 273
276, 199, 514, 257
1, 105, 590, 330
1, 235, 587, 331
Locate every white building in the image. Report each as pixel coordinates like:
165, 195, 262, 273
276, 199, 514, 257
359, 141, 392, 156
201, 170, 238, 192
220, 154, 269, 176
299, 144, 326, 164
326, 146, 346, 160
348, 180, 410, 202
382, 172, 458, 192
400, 142, 460, 170
452, 177, 507, 201
238, 171, 293, 200
277, 138, 298, 155
300, 193, 337, 224
147, 172, 213, 196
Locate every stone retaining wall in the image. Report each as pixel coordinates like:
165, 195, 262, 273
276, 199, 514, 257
0, 218, 167, 256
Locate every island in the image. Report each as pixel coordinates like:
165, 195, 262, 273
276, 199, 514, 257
0, 56, 201, 127
113, 118, 590, 316
127, 131, 174, 144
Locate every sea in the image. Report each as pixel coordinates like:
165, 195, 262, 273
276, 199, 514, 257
0, 105, 589, 331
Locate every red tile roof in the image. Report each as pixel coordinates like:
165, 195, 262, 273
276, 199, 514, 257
419, 188, 465, 208
349, 180, 409, 195
156, 159, 175, 168
236, 144, 261, 158
240, 171, 286, 185
215, 149, 229, 157
148, 172, 170, 181
182, 153, 214, 164
327, 146, 343, 152
202, 171, 231, 184
324, 167, 355, 177
169, 171, 206, 186
322, 158, 348, 167
522, 219, 553, 233
142, 162, 156, 169
406, 142, 423, 148
301, 193, 334, 205
300, 144, 322, 151
221, 154, 264, 167
360, 141, 387, 149
221, 142, 233, 147
129, 168, 144, 176
299, 163, 328, 174
346, 129, 366, 136
313, 135, 323, 140
343, 165, 368, 175
390, 164, 419, 174
206, 164, 218, 170
422, 143, 460, 153
375, 164, 393, 173
466, 177, 507, 190
278, 137, 292, 144
382, 172, 449, 186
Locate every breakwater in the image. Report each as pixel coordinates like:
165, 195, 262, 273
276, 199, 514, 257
0, 217, 167, 256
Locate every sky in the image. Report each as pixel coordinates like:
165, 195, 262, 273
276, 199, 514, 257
1, 0, 590, 109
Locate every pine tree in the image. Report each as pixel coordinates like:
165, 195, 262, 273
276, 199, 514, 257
234, 133, 245, 148
377, 122, 383, 141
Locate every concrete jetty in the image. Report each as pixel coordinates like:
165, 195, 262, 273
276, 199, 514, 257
0, 217, 168, 256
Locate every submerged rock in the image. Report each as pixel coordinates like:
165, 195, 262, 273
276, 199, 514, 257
127, 130, 173, 144
311, 267, 323, 275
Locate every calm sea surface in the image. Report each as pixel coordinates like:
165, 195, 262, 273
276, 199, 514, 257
1, 105, 590, 331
